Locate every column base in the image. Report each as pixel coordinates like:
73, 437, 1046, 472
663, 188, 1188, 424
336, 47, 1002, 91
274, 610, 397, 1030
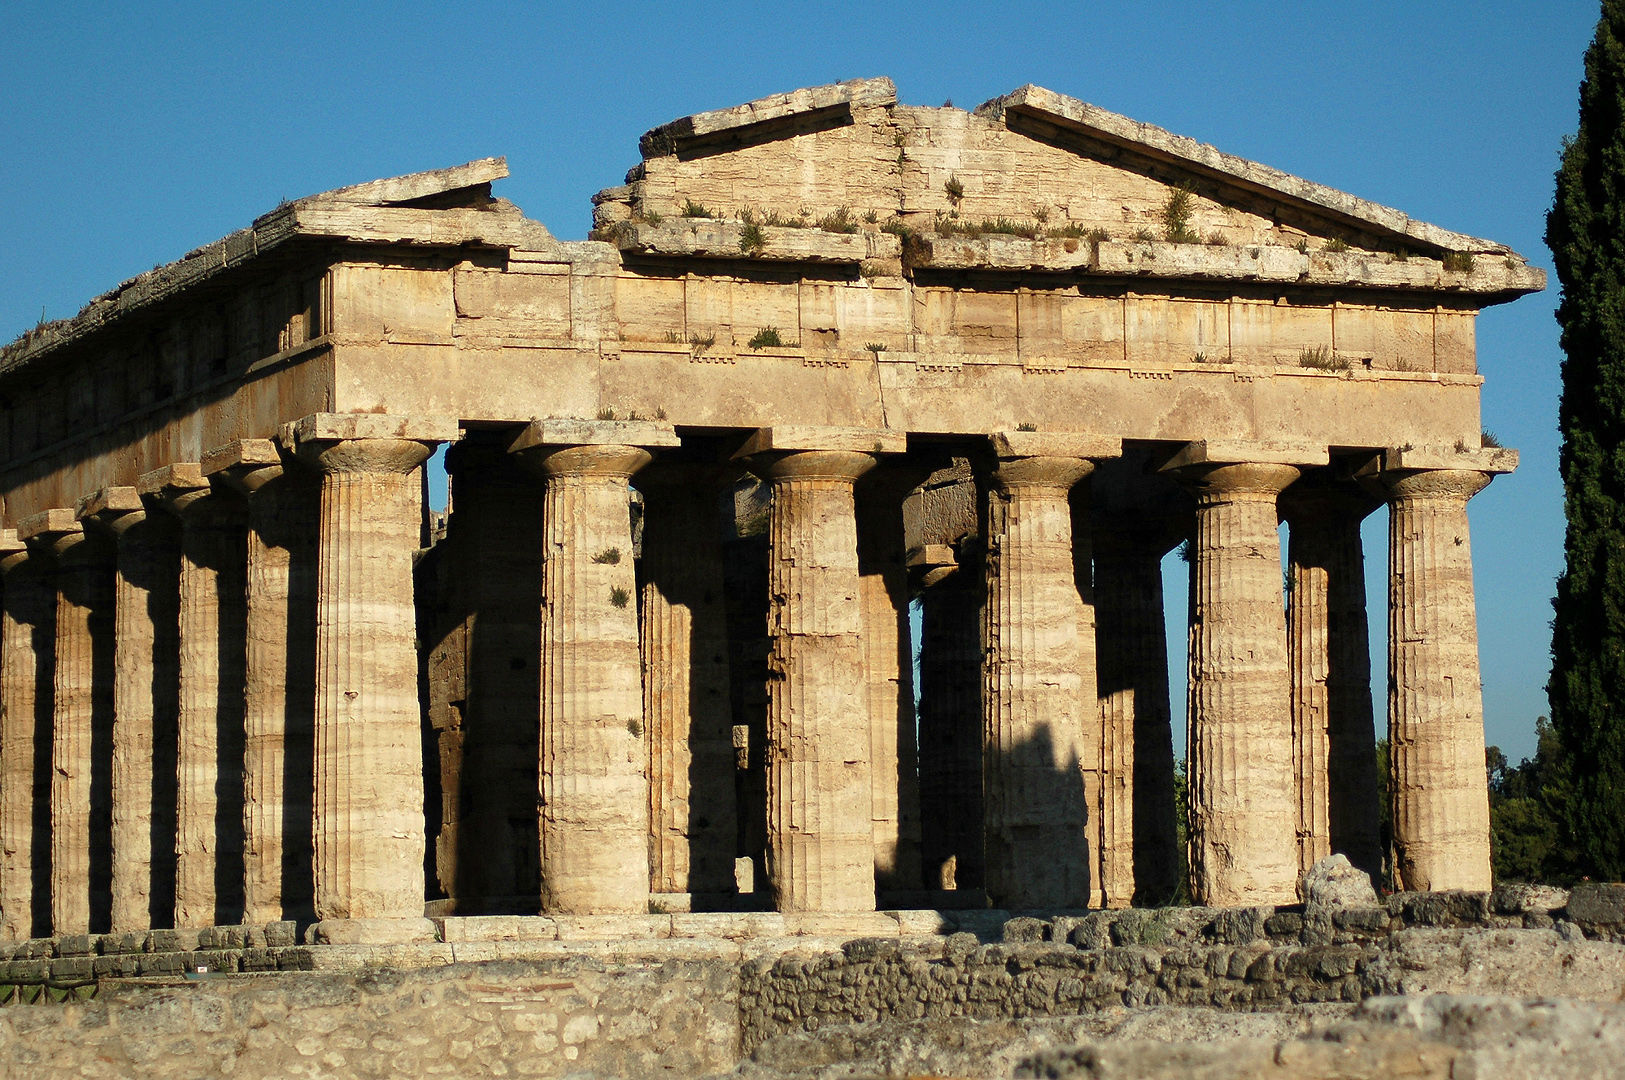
310, 917, 438, 945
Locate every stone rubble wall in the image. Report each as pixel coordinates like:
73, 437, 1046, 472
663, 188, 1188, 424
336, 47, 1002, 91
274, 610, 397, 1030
0, 885, 1622, 1078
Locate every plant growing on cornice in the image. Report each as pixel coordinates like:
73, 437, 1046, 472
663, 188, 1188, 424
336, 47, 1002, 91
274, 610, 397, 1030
739, 222, 766, 255
1161, 182, 1198, 244
748, 327, 785, 350
817, 207, 859, 234
1443, 251, 1475, 272
681, 199, 712, 218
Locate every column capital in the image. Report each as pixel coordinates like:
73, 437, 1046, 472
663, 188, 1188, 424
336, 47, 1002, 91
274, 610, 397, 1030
136, 463, 244, 522
282, 413, 460, 475
1380, 468, 1495, 504
736, 425, 901, 484
509, 418, 677, 480
19, 508, 111, 563
1278, 471, 1383, 525
633, 459, 744, 492
1166, 461, 1303, 500
982, 431, 1119, 492
78, 486, 148, 538
0, 528, 30, 574
202, 439, 286, 496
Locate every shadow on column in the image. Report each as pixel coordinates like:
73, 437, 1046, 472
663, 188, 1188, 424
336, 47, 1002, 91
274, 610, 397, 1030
28, 599, 56, 937
722, 479, 770, 906
986, 721, 1091, 910
124, 520, 181, 929
435, 441, 543, 915
916, 554, 984, 895
211, 531, 248, 926
281, 492, 319, 923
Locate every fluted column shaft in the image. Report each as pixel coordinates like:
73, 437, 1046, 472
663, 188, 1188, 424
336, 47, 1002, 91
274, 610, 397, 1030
916, 566, 984, 892
638, 464, 737, 899
0, 541, 54, 940
106, 512, 181, 931
173, 497, 248, 928
441, 442, 544, 911
1283, 485, 1383, 880
1180, 462, 1301, 906
47, 530, 117, 934
856, 467, 924, 895
522, 444, 652, 914
236, 469, 319, 923
982, 456, 1094, 910
1384, 469, 1494, 891
301, 438, 436, 923
750, 450, 877, 912
1094, 532, 1180, 907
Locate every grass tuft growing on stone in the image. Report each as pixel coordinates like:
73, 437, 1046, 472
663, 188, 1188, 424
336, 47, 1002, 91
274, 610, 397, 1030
1161, 182, 1198, 244
748, 327, 786, 350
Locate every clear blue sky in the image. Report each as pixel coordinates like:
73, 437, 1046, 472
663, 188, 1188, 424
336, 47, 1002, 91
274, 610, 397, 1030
0, 1, 1599, 759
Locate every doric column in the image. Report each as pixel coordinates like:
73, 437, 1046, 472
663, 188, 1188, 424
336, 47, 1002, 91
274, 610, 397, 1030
205, 439, 319, 924
979, 431, 1120, 911
139, 464, 248, 929
436, 439, 546, 912
21, 510, 117, 935
636, 461, 738, 902
856, 462, 929, 896
1280, 474, 1383, 880
1092, 526, 1182, 907
0, 531, 54, 940
284, 413, 457, 940
1163, 441, 1308, 906
1090, 452, 1191, 908
738, 426, 903, 912
510, 419, 677, 915
913, 544, 984, 893
80, 487, 182, 932
1378, 447, 1515, 892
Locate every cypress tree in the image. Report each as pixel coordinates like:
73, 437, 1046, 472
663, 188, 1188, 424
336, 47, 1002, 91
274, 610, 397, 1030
1547, 0, 1625, 881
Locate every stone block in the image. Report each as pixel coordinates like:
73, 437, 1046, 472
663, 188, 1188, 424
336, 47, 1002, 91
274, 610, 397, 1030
146, 929, 201, 953
99, 932, 147, 955
50, 956, 94, 980
551, 915, 672, 940
311, 918, 438, 945
263, 921, 299, 948
1492, 883, 1570, 916
54, 934, 94, 957
782, 913, 902, 938
1001, 917, 1050, 943
434, 916, 558, 943
1331, 907, 1391, 934
888, 910, 957, 936
1566, 883, 1625, 925
197, 925, 246, 950
1211, 907, 1273, 946
1299, 854, 1380, 909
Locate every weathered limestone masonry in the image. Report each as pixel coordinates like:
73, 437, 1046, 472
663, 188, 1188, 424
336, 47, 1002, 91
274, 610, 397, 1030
2, 885, 1625, 1079
0, 76, 1543, 954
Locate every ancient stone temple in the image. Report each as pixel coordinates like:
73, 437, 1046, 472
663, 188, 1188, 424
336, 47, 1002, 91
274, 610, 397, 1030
0, 78, 1540, 944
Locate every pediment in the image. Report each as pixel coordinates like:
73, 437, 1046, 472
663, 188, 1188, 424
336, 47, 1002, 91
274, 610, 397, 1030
596, 80, 1542, 300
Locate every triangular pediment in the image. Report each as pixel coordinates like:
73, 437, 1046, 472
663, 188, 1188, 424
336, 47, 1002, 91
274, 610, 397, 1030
596, 79, 1541, 300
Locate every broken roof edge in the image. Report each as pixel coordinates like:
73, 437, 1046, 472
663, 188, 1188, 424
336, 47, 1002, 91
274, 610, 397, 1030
639, 77, 897, 159
0, 159, 538, 376
975, 85, 1522, 261
282, 156, 508, 212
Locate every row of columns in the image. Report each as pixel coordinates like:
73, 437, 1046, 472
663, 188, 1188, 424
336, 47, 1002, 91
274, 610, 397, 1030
0, 415, 1505, 938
